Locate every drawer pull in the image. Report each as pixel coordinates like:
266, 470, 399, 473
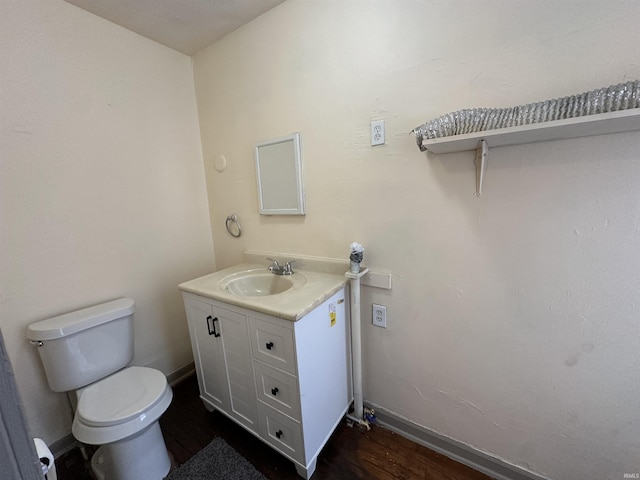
271, 387, 279, 396
266, 341, 274, 350
275, 430, 283, 439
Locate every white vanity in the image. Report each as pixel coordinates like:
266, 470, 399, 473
178, 260, 352, 479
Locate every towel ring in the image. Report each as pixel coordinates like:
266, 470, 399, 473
225, 214, 242, 238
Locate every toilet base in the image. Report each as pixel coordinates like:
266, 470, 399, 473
90, 421, 171, 480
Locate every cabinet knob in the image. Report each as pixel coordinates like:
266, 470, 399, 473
271, 387, 279, 396
275, 430, 283, 439
266, 341, 274, 350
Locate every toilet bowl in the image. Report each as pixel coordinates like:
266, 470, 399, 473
74, 367, 173, 480
27, 298, 173, 480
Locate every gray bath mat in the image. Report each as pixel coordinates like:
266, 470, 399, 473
166, 437, 267, 480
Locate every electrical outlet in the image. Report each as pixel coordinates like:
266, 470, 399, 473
371, 120, 385, 146
372, 304, 387, 328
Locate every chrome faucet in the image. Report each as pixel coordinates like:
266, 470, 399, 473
267, 258, 295, 275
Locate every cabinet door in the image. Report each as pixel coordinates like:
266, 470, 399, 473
215, 305, 258, 432
184, 297, 229, 411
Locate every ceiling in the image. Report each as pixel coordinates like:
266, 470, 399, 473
64, 0, 287, 55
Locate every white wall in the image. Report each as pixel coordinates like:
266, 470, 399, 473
0, 0, 214, 444
193, 1, 640, 479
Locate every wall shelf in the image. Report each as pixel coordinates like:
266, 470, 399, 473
420, 108, 640, 196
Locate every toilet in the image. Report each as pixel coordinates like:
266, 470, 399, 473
27, 298, 173, 480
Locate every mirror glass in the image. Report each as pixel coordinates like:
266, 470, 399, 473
255, 133, 305, 215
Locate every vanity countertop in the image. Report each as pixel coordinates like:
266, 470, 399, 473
178, 263, 348, 321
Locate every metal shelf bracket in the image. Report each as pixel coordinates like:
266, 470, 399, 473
475, 139, 488, 197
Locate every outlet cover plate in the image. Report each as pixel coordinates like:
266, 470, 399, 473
372, 304, 387, 328
371, 120, 385, 146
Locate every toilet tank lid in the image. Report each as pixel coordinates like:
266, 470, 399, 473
27, 298, 135, 341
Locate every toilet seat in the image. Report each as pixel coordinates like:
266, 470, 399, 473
72, 366, 173, 445
77, 366, 167, 427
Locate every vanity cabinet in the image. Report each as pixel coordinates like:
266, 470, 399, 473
181, 287, 351, 479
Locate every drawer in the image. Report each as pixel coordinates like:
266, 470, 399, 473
249, 317, 296, 375
254, 361, 301, 421
258, 401, 304, 464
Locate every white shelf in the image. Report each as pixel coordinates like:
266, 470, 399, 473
421, 108, 640, 154
420, 108, 640, 196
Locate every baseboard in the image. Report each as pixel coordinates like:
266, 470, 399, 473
166, 362, 195, 386
49, 433, 78, 458
365, 402, 549, 480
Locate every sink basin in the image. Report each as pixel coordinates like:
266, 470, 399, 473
221, 270, 306, 297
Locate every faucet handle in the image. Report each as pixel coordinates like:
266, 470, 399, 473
283, 260, 296, 274
267, 258, 280, 273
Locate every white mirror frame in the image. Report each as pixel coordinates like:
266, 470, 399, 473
255, 132, 305, 215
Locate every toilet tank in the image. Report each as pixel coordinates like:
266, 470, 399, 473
27, 298, 135, 392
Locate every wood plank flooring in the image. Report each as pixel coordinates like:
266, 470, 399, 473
55, 374, 492, 479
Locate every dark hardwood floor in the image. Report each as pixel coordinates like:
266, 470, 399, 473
55, 375, 492, 479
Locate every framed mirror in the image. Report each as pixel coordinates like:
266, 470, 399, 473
255, 132, 305, 215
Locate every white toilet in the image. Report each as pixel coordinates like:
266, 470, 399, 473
27, 298, 173, 480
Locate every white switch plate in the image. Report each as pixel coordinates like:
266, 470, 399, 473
371, 120, 385, 146
372, 304, 387, 328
